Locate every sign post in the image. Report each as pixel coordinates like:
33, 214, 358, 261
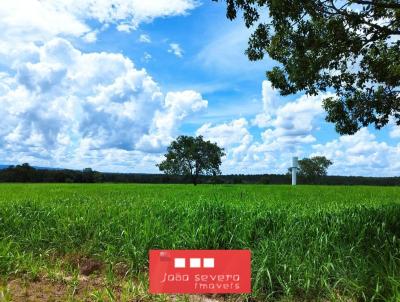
292, 157, 298, 186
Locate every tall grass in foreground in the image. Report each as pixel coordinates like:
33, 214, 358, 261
0, 184, 399, 301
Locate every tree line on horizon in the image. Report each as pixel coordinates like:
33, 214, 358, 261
0, 162, 399, 186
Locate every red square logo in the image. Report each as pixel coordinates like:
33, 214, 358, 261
149, 250, 251, 294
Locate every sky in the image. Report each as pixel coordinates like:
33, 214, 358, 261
0, 0, 399, 176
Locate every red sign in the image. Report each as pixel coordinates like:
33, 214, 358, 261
149, 250, 251, 294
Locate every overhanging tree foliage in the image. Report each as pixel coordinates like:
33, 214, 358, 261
157, 135, 225, 185
214, 0, 400, 134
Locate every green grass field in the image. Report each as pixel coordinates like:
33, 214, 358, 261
0, 184, 399, 301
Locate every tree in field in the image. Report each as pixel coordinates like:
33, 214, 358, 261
15, 163, 35, 182
157, 135, 225, 185
214, 0, 400, 135
289, 156, 333, 182
82, 168, 103, 183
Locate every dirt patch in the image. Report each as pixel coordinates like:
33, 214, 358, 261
4, 275, 120, 302
7, 278, 68, 302
79, 258, 103, 276
63, 254, 103, 276
113, 262, 131, 278
2, 275, 237, 302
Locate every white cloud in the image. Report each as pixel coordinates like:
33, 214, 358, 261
88, 0, 199, 31
196, 118, 260, 173
252, 81, 280, 127
197, 81, 331, 174
0, 0, 205, 171
195, 82, 343, 175
138, 91, 208, 152
139, 34, 151, 43
197, 118, 252, 148
0, 1, 90, 40
198, 82, 400, 176
312, 128, 400, 176
142, 52, 152, 62
0, 38, 206, 169
168, 43, 184, 58
0, 0, 198, 56
260, 93, 331, 149
390, 123, 400, 138
251, 82, 334, 151
117, 24, 136, 33
82, 31, 98, 43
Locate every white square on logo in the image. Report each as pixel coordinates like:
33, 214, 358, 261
203, 258, 214, 268
190, 258, 201, 268
174, 258, 185, 268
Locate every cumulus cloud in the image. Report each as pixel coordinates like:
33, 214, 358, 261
138, 91, 208, 152
196, 81, 400, 176
168, 43, 184, 57
203, 81, 399, 176
88, 0, 199, 31
252, 81, 280, 127
196, 118, 255, 170
312, 129, 400, 176
260, 92, 333, 150
251, 82, 334, 152
197, 118, 252, 148
0, 1, 89, 42
252, 81, 331, 152
0, 38, 207, 169
0, 0, 205, 171
196, 117, 292, 174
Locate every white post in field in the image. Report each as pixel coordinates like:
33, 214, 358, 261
292, 157, 298, 186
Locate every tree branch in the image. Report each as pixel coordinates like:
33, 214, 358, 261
323, 1, 400, 36
351, 0, 400, 10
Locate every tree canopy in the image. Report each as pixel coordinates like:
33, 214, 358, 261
289, 156, 333, 182
157, 135, 225, 185
215, 0, 400, 135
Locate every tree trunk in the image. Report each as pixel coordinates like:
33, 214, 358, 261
192, 171, 199, 186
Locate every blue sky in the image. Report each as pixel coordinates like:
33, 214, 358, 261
0, 0, 399, 176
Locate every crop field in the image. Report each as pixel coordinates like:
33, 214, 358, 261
0, 184, 399, 301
